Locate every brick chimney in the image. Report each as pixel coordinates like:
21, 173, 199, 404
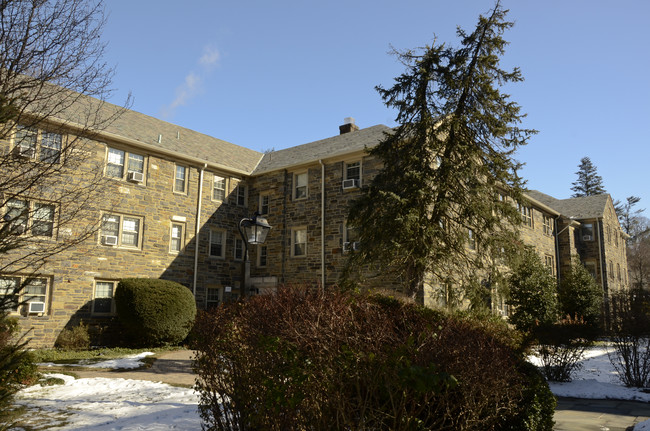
339, 117, 359, 134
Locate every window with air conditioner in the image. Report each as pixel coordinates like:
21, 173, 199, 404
582, 223, 594, 241
13, 125, 62, 163
343, 161, 361, 189
0, 276, 49, 315
343, 223, 359, 253
100, 213, 143, 249
106, 147, 146, 182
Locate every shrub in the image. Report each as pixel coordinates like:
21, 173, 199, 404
193, 287, 555, 430
558, 262, 603, 329
506, 247, 558, 333
55, 323, 90, 350
609, 289, 650, 387
115, 278, 196, 346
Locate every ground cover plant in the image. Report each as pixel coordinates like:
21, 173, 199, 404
193, 287, 555, 431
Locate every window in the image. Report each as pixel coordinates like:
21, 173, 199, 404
174, 165, 187, 193
343, 223, 359, 253
292, 227, 307, 257
170, 223, 184, 253
233, 181, 247, 206
582, 223, 594, 241
209, 229, 225, 258
93, 281, 115, 315
345, 161, 361, 181
542, 215, 553, 236
3, 198, 55, 237
294, 172, 308, 200
234, 238, 244, 260
101, 213, 142, 248
615, 231, 619, 247
106, 147, 145, 181
0, 275, 49, 315
544, 255, 555, 275
13, 125, 62, 163
258, 245, 268, 267
259, 194, 270, 215
606, 225, 611, 244
206, 286, 222, 309
468, 229, 476, 250
212, 175, 227, 201
617, 263, 621, 281
608, 260, 614, 279
518, 204, 532, 227
584, 262, 597, 279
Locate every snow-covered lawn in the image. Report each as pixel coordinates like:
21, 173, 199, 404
10, 346, 650, 430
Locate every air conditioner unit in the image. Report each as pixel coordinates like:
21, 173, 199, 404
28, 301, 45, 314
343, 241, 360, 252
352, 241, 360, 251
127, 171, 144, 183
102, 235, 118, 246
14, 145, 36, 159
342, 179, 360, 190
582, 235, 593, 241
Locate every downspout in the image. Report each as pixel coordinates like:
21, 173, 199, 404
192, 164, 207, 296
596, 220, 605, 292
319, 160, 325, 291
554, 216, 562, 283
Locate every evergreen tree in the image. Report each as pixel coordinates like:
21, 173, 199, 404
558, 262, 603, 328
571, 157, 606, 197
344, 2, 534, 298
614, 196, 643, 237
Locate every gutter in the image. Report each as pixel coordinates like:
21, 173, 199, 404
319, 159, 325, 291
192, 164, 207, 296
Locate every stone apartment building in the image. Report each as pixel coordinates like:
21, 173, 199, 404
1, 102, 629, 347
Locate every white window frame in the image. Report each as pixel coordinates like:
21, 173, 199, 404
230, 178, 247, 207
343, 222, 359, 253
291, 226, 307, 257
209, 228, 226, 258
468, 229, 476, 250
212, 174, 227, 201
92, 280, 116, 315
259, 193, 270, 216
582, 223, 594, 241
100, 213, 143, 249
206, 286, 223, 309
3, 198, 56, 238
344, 160, 362, 181
170, 222, 185, 253
0, 275, 50, 315
234, 238, 244, 261
257, 245, 268, 267
13, 125, 63, 163
542, 215, 553, 236
518, 204, 532, 227
544, 255, 555, 275
174, 165, 188, 194
293, 172, 308, 200
105, 146, 146, 181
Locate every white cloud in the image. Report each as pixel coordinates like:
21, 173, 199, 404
160, 45, 220, 119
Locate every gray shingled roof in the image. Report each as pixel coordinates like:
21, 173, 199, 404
56, 93, 264, 174
252, 125, 393, 175
527, 190, 610, 220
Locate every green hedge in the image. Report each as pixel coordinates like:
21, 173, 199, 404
192, 287, 555, 430
115, 278, 196, 346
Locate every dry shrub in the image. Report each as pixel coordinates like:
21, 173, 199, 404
192, 286, 554, 430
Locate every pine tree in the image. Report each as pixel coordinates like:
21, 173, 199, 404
571, 157, 606, 197
344, 2, 535, 299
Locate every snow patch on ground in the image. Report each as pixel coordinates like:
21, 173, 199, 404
37, 351, 155, 370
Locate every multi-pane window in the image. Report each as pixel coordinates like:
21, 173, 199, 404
542, 215, 553, 236
343, 224, 359, 253
585, 262, 597, 279
234, 238, 244, 260
292, 227, 307, 257
206, 286, 222, 309
258, 245, 268, 267
3, 198, 55, 237
93, 281, 115, 315
13, 125, 62, 163
101, 213, 142, 248
259, 194, 269, 215
174, 165, 187, 193
234, 183, 247, 206
518, 204, 532, 227
544, 255, 555, 275
209, 229, 225, 258
294, 172, 308, 200
582, 223, 594, 241
170, 223, 184, 253
0, 276, 49, 314
212, 175, 226, 201
106, 147, 145, 181
345, 161, 361, 181
607, 225, 611, 244
468, 229, 476, 250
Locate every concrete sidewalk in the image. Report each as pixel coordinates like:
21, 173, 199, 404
554, 397, 650, 430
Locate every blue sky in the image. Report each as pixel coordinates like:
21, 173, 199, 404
102, 1, 650, 212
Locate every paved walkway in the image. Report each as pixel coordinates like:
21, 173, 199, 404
46, 350, 650, 429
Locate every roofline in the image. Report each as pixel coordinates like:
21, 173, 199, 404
46, 113, 254, 176
252, 147, 369, 176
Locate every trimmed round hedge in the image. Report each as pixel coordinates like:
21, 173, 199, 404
115, 278, 197, 346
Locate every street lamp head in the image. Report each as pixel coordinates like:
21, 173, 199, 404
240, 212, 272, 245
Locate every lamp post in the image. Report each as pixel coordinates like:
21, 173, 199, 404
238, 212, 272, 297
